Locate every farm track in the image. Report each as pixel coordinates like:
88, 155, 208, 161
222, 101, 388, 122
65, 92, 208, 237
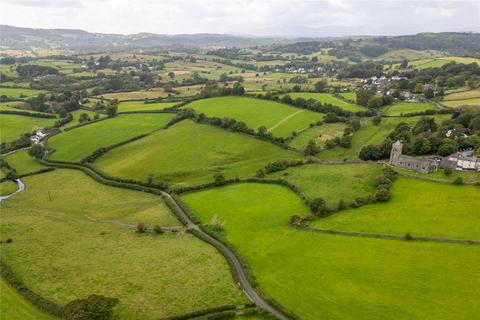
38, 159, 291, 320
268, 109, 305, 132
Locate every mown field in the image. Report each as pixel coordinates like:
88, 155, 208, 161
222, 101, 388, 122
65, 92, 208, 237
181, 182, 480, 320
0, 114, 57, 143
317, 114, 451, 160
283, 92, 366, 112
313, 178, 480, 240
0, 169, 246, 319
443, 89, 480, 101
2, 149, 46, 176
61, 109, 101, 129
268, 163, 382, 206
98, 89, 167, 100
0, 87, 47, 98
117, 101, 178, 112
47, 113, 174, 162
288, 123, 347, 151
382, 102, 437, 116
94, 120, 303, 187
409, 56, 480, 69
184, 96, 325, 138
0, 279, 56, 320
441, 97, 480, 108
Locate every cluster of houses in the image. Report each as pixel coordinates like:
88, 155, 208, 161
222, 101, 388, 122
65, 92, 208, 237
283, 66, 325, 74
390, 140, 480, 173
30, 130, 46, 144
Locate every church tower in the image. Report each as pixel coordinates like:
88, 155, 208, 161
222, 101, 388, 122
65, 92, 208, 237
390, 140, 403, 165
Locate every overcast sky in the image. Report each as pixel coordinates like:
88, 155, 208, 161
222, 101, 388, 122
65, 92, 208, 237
0, 0, 479, 36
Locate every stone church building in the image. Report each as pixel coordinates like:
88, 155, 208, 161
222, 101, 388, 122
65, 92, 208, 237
389, 140, 439, 173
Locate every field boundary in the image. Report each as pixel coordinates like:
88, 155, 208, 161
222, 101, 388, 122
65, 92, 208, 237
296, 225, 480, 245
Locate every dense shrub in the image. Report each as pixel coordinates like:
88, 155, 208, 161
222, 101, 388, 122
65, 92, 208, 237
63, 294, 118, 320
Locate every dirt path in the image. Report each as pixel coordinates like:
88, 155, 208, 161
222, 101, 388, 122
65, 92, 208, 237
268, 109, 305, 132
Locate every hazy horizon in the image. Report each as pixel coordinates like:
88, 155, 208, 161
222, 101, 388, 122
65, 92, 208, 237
0, 0, 479, 37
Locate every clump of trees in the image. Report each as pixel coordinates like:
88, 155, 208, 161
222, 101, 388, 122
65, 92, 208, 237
63, 294, 118, 320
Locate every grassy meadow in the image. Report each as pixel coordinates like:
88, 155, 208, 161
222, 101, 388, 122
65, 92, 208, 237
0, 114, 57, 143
0, 169, 246, 319
317, 114, 451, 160
338, 91, 356, 101
184, 96, 325, 138
0, 180, 18, 196
98, 89, 167, 101
94, 120, 303, 187
2, 149, 46, 176
268, 163, 382, 206
117, 101, 178, 112
283, 92, 366, 112
60, 109, 101, 129
47, 113, 174, 162
313, 178, 480, 240
288, 123, 347, 151
443, 89, 480, 101
181, 182, 480, 320
382, 102, 437, 116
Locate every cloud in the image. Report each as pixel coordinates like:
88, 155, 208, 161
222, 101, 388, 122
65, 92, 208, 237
0, 0, 478, 36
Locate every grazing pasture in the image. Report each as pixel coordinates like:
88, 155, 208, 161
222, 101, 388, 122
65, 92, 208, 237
0, 114, 57, 144
184, 96, 324, 138
409, 56, 480, 69
441, 97, 480, 108
268, 163, 381, 206
0, 101, 29, 111
181, 182, 480, 320
0, 87, 46, 98
317, 115, 451, 160
288, 123, 347, 150
394, 167, 480, 184
0, 279, 56, 320
382, 102, 437, 116
117, 100, 178, 112
0, 180, 18, 196
0, 170, 246, 319
314, 178, 480, 240
47, 113, 174, 162
283, 92, 366, 112
61, 109, 101, 129
338, 91, 356, 101
94, 120, 303, 187
2, 150, 46, 176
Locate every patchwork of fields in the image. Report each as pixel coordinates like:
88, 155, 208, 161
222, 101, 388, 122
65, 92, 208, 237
0, 170, 246, 319
184, 96, 325, 137
47, 113, 174, 162
283, 92, 366, 112
0, 113, 57, 143
181, 181, 480, 320
94, 120, 303, 186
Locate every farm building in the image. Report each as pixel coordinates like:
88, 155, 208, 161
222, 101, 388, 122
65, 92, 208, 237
440, 150, 480, 172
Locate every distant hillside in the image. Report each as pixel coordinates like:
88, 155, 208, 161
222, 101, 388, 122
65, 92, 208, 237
0, 25, 290, 52
274, 33, 480, 58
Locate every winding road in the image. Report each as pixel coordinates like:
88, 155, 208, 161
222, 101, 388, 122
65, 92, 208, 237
161, 192, 290, 320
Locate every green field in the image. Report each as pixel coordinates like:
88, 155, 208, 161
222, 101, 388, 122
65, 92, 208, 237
0, 169, 246, 319
181, 182, 480, 320
0, 87, 47, 98
0, 114, 57, 143
61, 109, 101, 129
184, 96, 324, 138
283, 92, 366, 112
338, 91, 356, 101
382, 102, 437, 116
94, 120, 303, 187
394, 166, 480, 184
47, 113, 174, 162
409, 57, 480, 69
2, 150, 46, 176
317, 115, 451, 160
268, 163, 382, 206
0, 180, 18, 196
0, 279, 56, 320
441, 97, 480, 108
118, 101, 178, 112
313, 178, 480, 240
288, 123, 347, 150
0, 101, 29, 112
443, 89, 480, 101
